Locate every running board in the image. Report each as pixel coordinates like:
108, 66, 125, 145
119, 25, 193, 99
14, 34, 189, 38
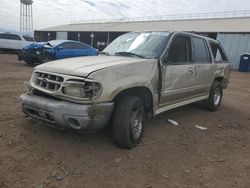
155, 96, 208, 115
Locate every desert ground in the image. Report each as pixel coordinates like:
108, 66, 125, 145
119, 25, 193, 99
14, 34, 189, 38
0, 54, 250, 188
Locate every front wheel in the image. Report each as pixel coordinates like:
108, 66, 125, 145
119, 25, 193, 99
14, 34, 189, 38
40, 52, 54, 64
112, 96, 145, 149
202, 81, 223, 111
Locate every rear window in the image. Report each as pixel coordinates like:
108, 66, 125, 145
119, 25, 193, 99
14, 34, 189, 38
192, 37, 211, 63
23, 36, 35, 41
209, 41, 227, 63
0, 33, 22, 40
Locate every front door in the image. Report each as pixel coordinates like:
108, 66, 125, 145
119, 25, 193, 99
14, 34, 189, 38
55, 42, 75, 59
160, 35, 196, 107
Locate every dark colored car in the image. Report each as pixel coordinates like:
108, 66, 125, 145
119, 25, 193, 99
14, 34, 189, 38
18, 40, 98, 66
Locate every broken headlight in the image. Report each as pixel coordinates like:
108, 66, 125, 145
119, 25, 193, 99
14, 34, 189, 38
62, 80, 102, 99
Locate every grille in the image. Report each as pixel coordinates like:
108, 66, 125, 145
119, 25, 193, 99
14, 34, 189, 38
34, 72, 64, 92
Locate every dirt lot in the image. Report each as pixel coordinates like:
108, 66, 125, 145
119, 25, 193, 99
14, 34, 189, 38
0, 54, 250, 188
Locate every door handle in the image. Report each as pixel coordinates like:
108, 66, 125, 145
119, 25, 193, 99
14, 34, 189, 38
188, 67, 193, 72
210, 65, 214, 70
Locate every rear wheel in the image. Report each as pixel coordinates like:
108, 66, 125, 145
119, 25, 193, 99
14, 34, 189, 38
202, 81, 223, 111
112, 96, 145, 149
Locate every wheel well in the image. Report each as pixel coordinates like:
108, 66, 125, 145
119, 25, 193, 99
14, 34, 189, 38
113, 87, 153, 113
214, 77, 224, 83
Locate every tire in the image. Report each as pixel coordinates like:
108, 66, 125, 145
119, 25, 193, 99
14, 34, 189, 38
202, 81, 223, 111
41, 53, 54, 64
112, 96, 145, 149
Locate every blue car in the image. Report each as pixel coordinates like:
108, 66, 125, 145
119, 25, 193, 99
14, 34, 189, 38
18, 40, 98, 66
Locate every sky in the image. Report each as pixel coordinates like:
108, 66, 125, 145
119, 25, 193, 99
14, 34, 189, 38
0, 0, 250, 32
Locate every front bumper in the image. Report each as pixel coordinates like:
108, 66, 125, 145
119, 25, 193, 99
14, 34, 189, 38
20, 94, 114, 131
18, 50, 37, 61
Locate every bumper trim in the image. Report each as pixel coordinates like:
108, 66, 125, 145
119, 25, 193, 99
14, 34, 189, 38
20, 94, 114, 131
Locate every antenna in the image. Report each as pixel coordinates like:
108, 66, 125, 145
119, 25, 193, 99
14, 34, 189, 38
20, 0, 33, 35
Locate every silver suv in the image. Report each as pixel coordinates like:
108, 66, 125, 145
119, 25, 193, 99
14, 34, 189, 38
20, 31, 231, 149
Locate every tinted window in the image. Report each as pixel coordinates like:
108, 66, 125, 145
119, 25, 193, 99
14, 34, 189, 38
23, 36, 35, 41
209, 41, 227, 63
0, 33, 21, 40
0, 34, 8, 39
192, 37, 211, 62
8, 34, 22, 40
60, 42, 74, 49
168, 36, 191, 63
74, 43, 89, 49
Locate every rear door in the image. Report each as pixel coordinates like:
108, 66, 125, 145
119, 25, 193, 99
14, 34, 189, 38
0, 34, 22, 50
8, 34, 23, 49
0, 33, 9, 49
160, 34, 196, 107
208, 41, 230, 86
73, 43, 93, 57
191, 36, 214, 95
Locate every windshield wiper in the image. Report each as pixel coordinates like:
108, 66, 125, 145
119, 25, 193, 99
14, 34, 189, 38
99, 51, 110, 56
115, 51, 145, 58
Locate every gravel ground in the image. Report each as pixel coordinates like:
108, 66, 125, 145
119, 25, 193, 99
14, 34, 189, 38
0, 54, 250, 188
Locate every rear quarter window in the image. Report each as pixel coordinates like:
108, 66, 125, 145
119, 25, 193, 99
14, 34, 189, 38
209, 41, 228, 63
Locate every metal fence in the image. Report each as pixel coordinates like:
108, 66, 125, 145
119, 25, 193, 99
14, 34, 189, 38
71, 10, 250, 25
217, 33, 250, 69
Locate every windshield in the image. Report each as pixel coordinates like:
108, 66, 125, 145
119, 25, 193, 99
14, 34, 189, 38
103, 32, 169, 59
46, 40, 63, 47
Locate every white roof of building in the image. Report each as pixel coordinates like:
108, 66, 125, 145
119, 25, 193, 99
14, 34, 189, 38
38, 17, 250, 33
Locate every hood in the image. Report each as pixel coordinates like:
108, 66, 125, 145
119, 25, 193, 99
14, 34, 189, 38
35, 55, 155, 77
23, 42, 47, 50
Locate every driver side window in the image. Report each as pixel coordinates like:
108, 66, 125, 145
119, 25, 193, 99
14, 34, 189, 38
61, 42, 74, 49
168, 35, 191, 64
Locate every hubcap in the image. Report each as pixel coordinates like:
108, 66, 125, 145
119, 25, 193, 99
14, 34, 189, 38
214, 87, 221, 106
130, 109, 143, 141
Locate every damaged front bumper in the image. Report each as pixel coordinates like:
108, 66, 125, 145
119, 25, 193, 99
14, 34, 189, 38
18, 50, 39, 61
20, 94, 114, 131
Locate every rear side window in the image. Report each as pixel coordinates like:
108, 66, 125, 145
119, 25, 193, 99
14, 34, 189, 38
0, 33, 22, 40
0, 34, 8, 39
209, 41, 227, 63
192, 37, 211, 63
23, 36, 35, 41
74, 43, 89, 49
168, 35, 191, 63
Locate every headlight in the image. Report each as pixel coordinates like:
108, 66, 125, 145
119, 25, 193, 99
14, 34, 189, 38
63, 80, 102, 99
